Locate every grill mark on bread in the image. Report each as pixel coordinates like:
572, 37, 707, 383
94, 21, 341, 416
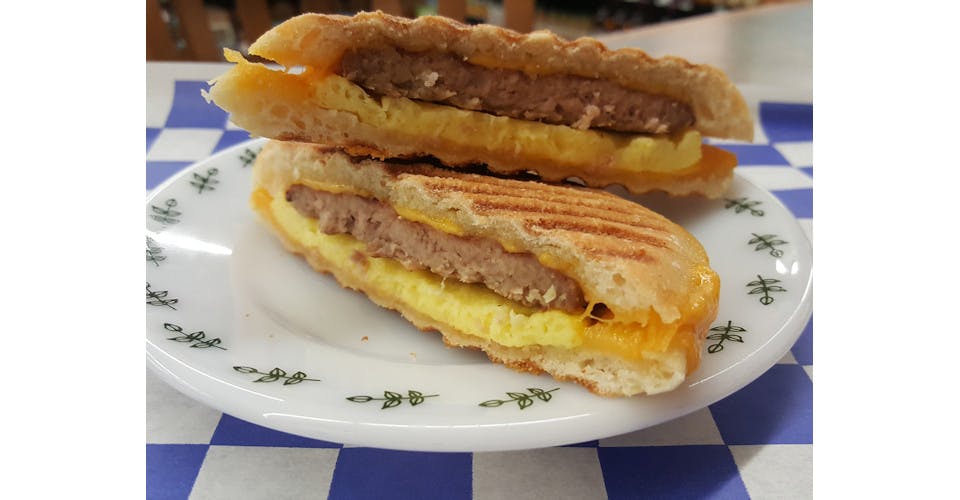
522, 218, 667, 249
461, 197, 670, 238
516, 219, 660, 262
423, 178, 634, 213
426, 186, 673, 248
414, 180, 674, 247
279, 146, 673, 250
416, 176, 668, 223
298, 148, 671, 249
320, 149, 672, 228
285, 184, 587, 312
423, 181, 670, 256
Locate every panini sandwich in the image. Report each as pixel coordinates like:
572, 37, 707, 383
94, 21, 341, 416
251, 140, 720, 396
207, 11, 753, 198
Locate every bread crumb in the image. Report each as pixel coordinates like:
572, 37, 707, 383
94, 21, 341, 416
571, 105, 601, 130
361, 336, 369, 342
420, 70, 440, 87
543, 285, 557, 304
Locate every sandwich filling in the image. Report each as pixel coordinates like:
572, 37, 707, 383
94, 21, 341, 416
285, 184, 587, 312
212, 50, 726, 178
338, 47, 695, 134
254, 186, 705, 376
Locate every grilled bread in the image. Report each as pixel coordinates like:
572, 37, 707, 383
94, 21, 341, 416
207, 11, 752, 198
251, 140, 721, 396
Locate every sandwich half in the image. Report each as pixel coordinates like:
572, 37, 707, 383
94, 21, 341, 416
207, 11, 753, 198
250, 140, 720, 396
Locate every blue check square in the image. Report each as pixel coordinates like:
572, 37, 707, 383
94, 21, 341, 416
147, 128, 162, 153
598, 445, 749, 499
146, 161, 191, 190
760, 102, 813, 142
792, 316, 813, 365
772, 188, 813, 219
213, 130, 255, 152
562, 439, 600, 447
330, 448, 472, 500
146, 444, 208, 500
710, 365, 813, 445
165, 80, 229, 129
717, 144, 790, 166
210, 413, 342, 448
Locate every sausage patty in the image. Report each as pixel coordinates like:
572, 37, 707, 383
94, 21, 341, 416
285, 184, 586, 312
338, 46, 695, 135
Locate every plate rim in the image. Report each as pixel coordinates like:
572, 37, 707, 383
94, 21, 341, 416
146, 138, 813, 451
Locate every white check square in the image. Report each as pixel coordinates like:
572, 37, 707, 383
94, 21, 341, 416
736, 166, 814, 191
146, 369, 222, 444
729, 444, 812, 500
599, 407, 723, 446
778, 351, 799, 364
191, 446, 339, 500
473, 448, 604, 500
774, 141, 813, 166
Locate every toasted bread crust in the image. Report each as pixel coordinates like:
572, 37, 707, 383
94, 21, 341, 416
254, 140, 721, 326
439, 328, 687, 397
249, 11, 752, 140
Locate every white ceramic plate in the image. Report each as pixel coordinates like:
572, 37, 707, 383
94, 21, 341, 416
146, 139, 812, 452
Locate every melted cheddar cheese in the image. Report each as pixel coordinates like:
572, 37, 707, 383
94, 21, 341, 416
255, 189, 705, 372
393, 206, 465, 237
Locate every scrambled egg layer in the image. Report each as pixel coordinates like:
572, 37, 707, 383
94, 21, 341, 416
257, 189, 702, 370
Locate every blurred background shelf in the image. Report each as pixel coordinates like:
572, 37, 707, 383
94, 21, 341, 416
147, 0, 804, 61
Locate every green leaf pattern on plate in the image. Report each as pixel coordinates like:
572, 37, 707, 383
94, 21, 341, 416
190, 168, 219, 193
724, 197, 764, 216
165, 323, 226, 350
146, 237, 166, 266
347, 390, 438, 409
146, 282, 178, 309
239, 147, 260, 167
706, 321, 747, 354
233, 366, 320, 385
746, 275, 786, 305
479, 388, 558, 410
748, 233, 787, 257
150, 198, 181, 225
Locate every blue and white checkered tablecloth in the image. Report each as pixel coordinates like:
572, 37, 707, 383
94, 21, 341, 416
147, 68, 812, 499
